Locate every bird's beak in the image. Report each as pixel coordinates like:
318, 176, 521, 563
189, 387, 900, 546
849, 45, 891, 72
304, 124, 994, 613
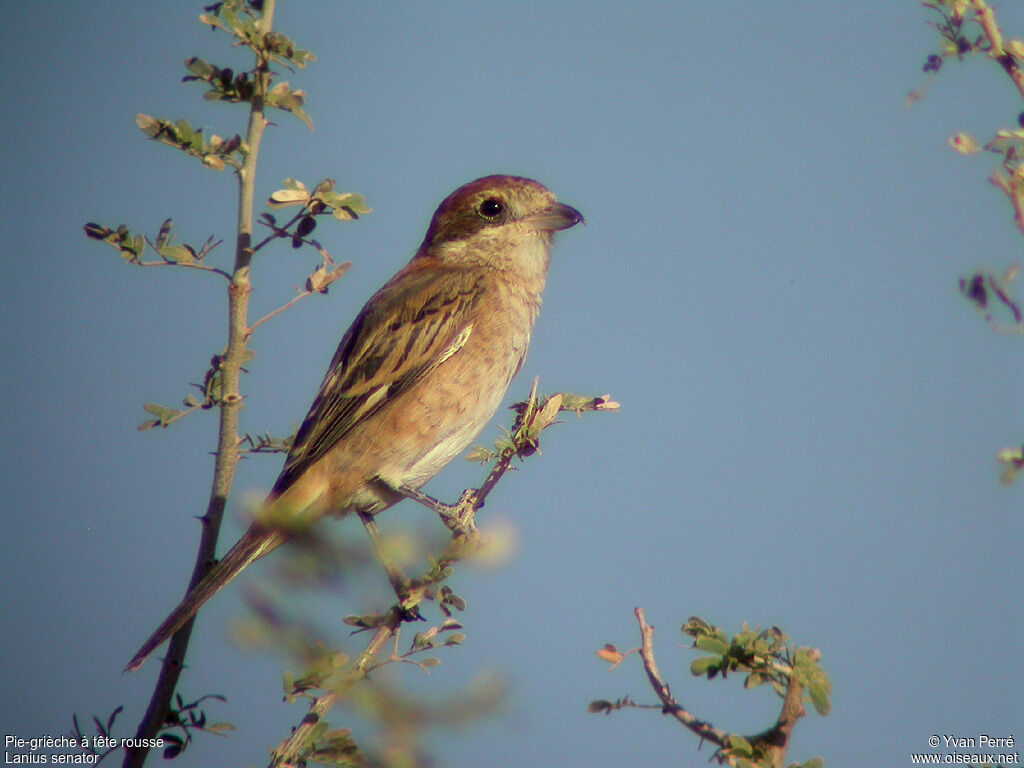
531, 202, 584, 232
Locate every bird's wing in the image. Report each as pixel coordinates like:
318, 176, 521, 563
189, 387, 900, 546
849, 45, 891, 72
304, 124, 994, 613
272, 262, 483, 494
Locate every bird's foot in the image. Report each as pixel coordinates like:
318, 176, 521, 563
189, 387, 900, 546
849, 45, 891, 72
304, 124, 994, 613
435, 488, 480, 536
375, 477, 480, 536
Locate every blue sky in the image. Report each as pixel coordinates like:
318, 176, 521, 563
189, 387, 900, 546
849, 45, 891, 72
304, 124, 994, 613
1, 3, 1022, 767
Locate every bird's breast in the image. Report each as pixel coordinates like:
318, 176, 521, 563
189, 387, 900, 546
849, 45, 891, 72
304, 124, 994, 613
395, 277, 540, 487
307, 276, 544, 515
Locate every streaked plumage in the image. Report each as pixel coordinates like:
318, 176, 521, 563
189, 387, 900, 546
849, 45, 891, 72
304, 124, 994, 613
126, 175, 582, 671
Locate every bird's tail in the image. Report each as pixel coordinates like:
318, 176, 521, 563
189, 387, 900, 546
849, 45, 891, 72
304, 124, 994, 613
124, 525, 286, 672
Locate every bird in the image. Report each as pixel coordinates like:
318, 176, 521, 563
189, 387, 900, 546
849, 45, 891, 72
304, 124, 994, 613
126, 175, 583, 671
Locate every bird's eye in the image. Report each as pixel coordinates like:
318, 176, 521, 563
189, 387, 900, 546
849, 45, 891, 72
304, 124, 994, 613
478, 197, 504, 219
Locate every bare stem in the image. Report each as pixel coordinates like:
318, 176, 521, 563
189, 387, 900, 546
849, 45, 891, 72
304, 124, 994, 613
150, 401, 206, 429
971, 0, 1024, 102
129, 259, 232, 279
988, 170, 1024, 237
269, 613, 401, 768
633, 608, 729, 748
247, 287, 316, 337
252, 209, 307, 252
123, 3, 277, 766
633, 608, 807, 768
358, 511, 411, 601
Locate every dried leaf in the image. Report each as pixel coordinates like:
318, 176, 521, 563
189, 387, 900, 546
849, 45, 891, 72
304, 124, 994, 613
596, 643, 624, 667
949, 132, 980, 154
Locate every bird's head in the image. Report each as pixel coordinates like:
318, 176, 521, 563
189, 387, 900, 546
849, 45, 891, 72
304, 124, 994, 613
417, 175, 583, 278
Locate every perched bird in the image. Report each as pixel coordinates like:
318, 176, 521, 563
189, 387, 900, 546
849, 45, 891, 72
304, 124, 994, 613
126, 175, 583, 671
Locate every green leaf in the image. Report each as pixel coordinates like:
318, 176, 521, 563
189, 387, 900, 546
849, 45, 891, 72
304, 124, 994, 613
136, 113, 160, 137
411, 631, 435, 650
290, 105, 313, 131
204, 722, 235, 734
184, 57, 213, 79
727, 733, 754, 756
695, 635, 729, 655
343, 612, 385, 629
159, 244, 195, 265
306, 721, 328, 744
220, 8, 241, 35
683, 616, 713, 636
336, 193, 372, 215
268, 188, 309, 208
690, 656, 719, 676
442, 592, 466, 611
141, 402, 181, 427
265, 82, 314, 129
312, 178, 336, 196
465, 444, 496, 463
155, 218, 173, 249
949, 132, 980, 154
808, 679, 832, 716
330, 192, 372, 220
174, 118, 195, 144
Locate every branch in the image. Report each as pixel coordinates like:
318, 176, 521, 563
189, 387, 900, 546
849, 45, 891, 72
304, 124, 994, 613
251, 208, 308, 253
624, 609, 820, 768
971, 0, 1024, 102
246, 260, 351, 338
633, 608, 729, 748
749, 669, 806, 768
988, 169, 1024, 237
269, 611, 402, 768
266, 382, 617, 765
83, 223, 230, 279
396, 380, 618, 535
247, 289, 314, 336
125, 257, 231, 280
123, 3, 278, 766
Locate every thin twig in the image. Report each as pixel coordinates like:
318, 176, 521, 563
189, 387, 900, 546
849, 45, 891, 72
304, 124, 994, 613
971, 0, 1024, 102
252, 209, 307, 253
266, 382, 617, 764
358, 511, 412, 603
988, 170, 1024, 237
384, 379, 543, 535
269, 612, 401, 767
247, 287, 317, 336
148, 401, 207, 429
633, 608, 729, 748
136, 234, 230, 279
128, 259, 232, 280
